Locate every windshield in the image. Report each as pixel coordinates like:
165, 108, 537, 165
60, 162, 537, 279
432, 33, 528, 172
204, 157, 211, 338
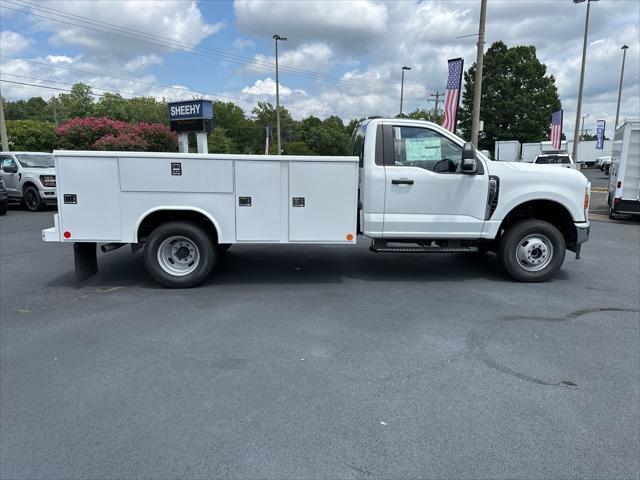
15, 154, 54, 168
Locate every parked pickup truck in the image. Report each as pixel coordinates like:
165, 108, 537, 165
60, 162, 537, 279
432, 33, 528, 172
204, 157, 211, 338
0, 152, 57, 211
42, 118, 591, 287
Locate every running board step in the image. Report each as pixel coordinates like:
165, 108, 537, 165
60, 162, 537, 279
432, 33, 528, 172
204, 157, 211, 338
370, 246, 479, 253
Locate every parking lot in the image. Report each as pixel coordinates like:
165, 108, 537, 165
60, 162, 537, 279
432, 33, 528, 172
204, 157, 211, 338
1, 201, 639, 479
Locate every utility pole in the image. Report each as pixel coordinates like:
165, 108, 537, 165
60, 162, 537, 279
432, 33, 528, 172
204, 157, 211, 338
428, 91, 445, 121
399, 66, 411, 116
52, 96, 59, 127
273, 34, 287, 155
572, 0, 598, 167
0, 96, 8, 152
614, 45, 629, 130
470, 0, 488, 146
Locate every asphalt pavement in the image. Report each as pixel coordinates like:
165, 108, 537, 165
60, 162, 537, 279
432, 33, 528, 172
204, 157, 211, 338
1, 206, 639, 479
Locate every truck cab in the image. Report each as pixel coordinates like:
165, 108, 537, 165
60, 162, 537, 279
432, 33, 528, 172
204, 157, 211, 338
43, 118, 591, 287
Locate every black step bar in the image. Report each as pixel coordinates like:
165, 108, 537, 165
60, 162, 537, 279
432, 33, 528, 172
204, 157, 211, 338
369, 239, 479, 254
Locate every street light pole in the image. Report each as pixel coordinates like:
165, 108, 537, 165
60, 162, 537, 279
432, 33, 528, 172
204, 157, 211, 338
614, 45, 629, 130
571, 0, 597, 166
399, 66, 411, 116
580, 114, 589, 141
273, 34, 287, 155
470, 0, 488, 146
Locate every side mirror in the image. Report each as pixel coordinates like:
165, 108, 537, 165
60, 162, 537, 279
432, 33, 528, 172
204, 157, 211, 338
460, 142, 477, 174
2, 164, 18, 174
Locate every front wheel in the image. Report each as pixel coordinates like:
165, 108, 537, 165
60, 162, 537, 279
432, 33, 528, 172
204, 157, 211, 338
23, 185, 44, 212
143, 221, 217, 288
498, 220, 566, 282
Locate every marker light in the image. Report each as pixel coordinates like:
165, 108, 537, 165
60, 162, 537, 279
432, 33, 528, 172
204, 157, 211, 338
346, 234, 354, 241
63, 231, 71, 239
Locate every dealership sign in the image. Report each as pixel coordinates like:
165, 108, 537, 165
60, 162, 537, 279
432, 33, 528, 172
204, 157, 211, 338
168, 100, 213, 133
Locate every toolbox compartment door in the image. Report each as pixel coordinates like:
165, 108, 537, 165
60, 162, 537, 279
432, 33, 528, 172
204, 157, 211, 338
57, 156, 122, 241
289, 161, 357, 242
235, 161, 281, 241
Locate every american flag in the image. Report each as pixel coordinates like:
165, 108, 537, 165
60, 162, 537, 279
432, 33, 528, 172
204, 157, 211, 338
441, 58, 464, 133
550, 110, 563, 150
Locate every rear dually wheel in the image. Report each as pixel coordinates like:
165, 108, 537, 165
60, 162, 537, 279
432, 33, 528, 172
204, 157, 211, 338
143, 221, 217, 288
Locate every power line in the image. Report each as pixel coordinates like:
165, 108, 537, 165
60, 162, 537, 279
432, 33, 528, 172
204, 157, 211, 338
4, 0, 431, 96
0, 73, 371, 119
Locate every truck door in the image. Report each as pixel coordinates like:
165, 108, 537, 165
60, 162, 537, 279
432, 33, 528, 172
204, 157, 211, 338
0, 155, 20, 197
382, 124, 488, 238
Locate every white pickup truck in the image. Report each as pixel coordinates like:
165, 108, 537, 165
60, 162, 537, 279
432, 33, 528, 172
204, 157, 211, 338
43, 118, 591, 287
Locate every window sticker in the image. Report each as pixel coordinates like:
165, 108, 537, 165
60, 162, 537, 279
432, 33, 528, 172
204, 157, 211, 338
405, 138, 442, 161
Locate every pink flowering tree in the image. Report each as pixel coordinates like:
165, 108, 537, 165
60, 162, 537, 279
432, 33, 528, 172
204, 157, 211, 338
56, 117, 129, 150
57, 117, 177, 152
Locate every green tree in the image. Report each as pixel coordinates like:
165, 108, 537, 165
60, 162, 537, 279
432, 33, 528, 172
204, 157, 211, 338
458, 41, 561, 151
56, 83, 95, 121
125, 97, 167, 124
208, 128, 237, 153
345, 118, 365, 136
214, 101, 258, 153
4, 97, 51, 121
6, 120, 57, 151
93, 93, 129, 121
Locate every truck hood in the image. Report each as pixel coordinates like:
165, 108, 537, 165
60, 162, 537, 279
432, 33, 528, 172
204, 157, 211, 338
487, 160, 587, 184
20, 166, 55, 175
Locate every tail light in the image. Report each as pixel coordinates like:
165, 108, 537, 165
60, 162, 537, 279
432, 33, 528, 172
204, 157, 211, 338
617, 181, 622, 188
584, 191, 589, 209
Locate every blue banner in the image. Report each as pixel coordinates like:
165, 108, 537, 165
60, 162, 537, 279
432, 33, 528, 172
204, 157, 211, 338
596, 119, 606, 150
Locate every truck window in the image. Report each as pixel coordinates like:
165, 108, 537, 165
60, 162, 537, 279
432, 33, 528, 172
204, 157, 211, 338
350, 124, 366, 168
391, 126, 462, 173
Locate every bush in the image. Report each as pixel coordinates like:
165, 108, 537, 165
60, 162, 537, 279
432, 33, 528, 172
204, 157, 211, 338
131, 123, 177, 152
57, 116, 177, 152
57, 117, 128, 150
93, 133, 148, 151
6, 120, 57, 151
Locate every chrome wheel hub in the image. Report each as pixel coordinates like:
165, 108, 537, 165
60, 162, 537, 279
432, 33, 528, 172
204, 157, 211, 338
516, 234, 553, 272
157, 236, 200, 276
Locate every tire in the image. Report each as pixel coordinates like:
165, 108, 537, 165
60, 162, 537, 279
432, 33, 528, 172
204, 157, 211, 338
143, 221, 217, 288
23, 184, 44, 212
498, 219, 566, 282
0, 200, 7, 216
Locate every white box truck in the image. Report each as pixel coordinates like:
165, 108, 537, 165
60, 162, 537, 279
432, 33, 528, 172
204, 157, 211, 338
494, 140, 521, 162
607, 120, 640, 218
43, 119, 591, 287
521, 143, 542, 163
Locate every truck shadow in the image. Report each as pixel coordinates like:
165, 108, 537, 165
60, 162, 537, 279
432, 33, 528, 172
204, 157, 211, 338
50, 242, 572, 289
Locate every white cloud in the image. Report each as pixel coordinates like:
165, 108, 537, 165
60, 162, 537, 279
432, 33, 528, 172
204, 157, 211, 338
30, 0, 223, 57
241, 77, 306, 98
233, 38, 255, 50
234, 0, 388, 52
0, 31, 33, 56
249, 42, 334, 73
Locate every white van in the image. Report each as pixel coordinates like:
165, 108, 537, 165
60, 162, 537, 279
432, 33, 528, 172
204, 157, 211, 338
608, 120, 640, 218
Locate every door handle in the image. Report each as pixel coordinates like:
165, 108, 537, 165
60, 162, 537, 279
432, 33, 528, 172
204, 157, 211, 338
392, 178, 414, 185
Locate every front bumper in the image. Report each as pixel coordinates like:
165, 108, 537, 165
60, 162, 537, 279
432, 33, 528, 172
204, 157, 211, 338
576, 221, 590, 245
39, 187, 57, 203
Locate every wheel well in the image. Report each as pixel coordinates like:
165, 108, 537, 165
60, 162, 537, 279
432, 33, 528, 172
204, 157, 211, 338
137, 210, 219, 243
22, 181, 37, 193
499, 200, 576, 245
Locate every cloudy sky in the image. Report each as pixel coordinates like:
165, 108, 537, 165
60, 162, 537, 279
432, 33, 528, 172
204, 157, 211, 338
1, 0, 639, 137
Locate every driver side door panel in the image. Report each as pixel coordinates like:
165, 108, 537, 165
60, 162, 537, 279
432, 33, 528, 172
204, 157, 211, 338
382, 125, 488, 238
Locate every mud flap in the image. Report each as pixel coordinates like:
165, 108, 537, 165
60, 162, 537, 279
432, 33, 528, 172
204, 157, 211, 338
74, 242, 98, 282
